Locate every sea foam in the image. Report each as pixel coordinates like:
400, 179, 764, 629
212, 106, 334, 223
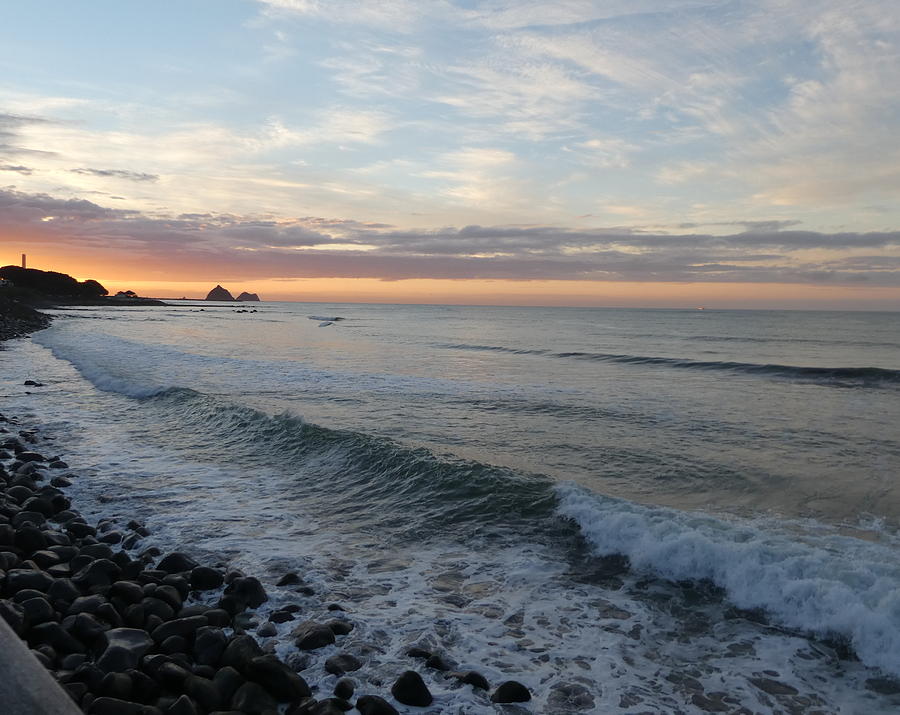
557, 483, 900, 677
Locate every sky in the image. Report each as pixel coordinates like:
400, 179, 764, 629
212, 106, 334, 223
1, 0, 900, 308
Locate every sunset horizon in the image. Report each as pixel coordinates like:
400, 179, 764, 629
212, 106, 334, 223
3, 1, 900, 310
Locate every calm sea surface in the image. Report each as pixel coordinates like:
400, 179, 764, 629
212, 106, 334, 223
5, 302, 900, 712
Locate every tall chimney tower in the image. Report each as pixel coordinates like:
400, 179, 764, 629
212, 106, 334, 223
21, 254, 26, 269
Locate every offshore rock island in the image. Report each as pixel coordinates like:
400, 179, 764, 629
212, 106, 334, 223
204, 286, 262, 302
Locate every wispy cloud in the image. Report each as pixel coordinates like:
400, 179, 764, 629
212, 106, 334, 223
70, 168, 159, 182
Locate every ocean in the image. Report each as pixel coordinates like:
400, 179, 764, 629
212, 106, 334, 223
4, 301, 900, 713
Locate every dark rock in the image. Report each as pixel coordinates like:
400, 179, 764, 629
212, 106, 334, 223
154, 584, 184, 611
47, 577, 81, 605
276, 573, 301, 586
68, 594, 108, 616
110, 580, 145, 604
141, 596, 175, 621
158, 661, 192, 689
390, 671, 433, 707
81, 543, 115, 560
51, 475, 72, 487
325, 619, 353, 636
194, 626, 227, 666
190, 566, 224, 590
246, 654, 311, 701
67, 522, 97, 539
20, 595, 54, 624
0, 598, 25, 633
356, 695, 400, 715
324, 653, 362, 676
161, 635, 189, 654
491, 680, 532, 703
151, 615, 208, 643
13, 525, 46, 554
99, 530, 123, 545
311, 699, 352, 714
97, 602, 124, 627
457, 671, 489, 690
292, 620, 336, 650
333, 678, 354, 700
425, 654, 452, 671
97, 628, 154, 673
99, 671, 133, 700
157, 552, 199, 574
220, 634, 264, 673
749, 678, 799, 696
88, 696, 163, 715
69, 612, 110, 644
270, 610, 295, 623
224, 576, 268, 608
406, 647, 431, 659
73, 558, 121, 591
62, 652, 88, 669
231, 681, 278, 714
213, 666, 245, 704
204, 608, 231, 627
30, 621, 86, 653
30, 549, 61, 568
17, 451, 46, 463
257, 621, 277, 637
184, 674, 222, 711
165, 695, 198, 715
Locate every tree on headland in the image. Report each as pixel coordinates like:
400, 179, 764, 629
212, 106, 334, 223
0, 266, 108, 298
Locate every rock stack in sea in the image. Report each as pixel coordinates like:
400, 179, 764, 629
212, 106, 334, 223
0, 414, 533, 714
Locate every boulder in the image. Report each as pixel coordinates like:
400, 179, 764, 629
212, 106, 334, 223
390, 671, 433, 707
355, 696, 399, 715
97, 628, 154, 673
292, 621, 335, 651
246, 654, 311, 701
491, 680, 532, 703
324, 653, 362, 676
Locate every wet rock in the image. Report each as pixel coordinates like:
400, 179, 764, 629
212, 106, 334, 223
231, 681, 278, 714
204, 608, 231, 627
99, 671, 133, 700
165, 694, 198, 715
213, 666, 245, 704
69, 612, 110, 644
547, 682, 594, 711
866, 677, 900, 695
221, 634, 264, 673
17, 451, 46, 463
293, 620, 336, 650
0, 598, 25, 633
270, 609, 295, 623
390, 671, 433, 707
88, 696, 163, 715
157, 552, 199, 574
491, 680, 532, 703
247, 654, 312, 700
425, 654, 452, 671
326, 618, 353, 636
6, 569, 53, 595
277, 572, 301, 586
225, 576, 268, 608
151, 615, 208, 643
324, 653, 362, 675
189, 566, 224, 590
355, 695, 399, 715
68, 594, 108, 616
457, 671, 489, 690
97, 628, 154, 673
73, 558, 121, 591
20, 595, 54, 624
194, 626, 227, 666
184, 674, 222, 711
110, 580, 145, 604
257, 621, 277, 637
749, 677, 799, 696
333, 678, 354, 700
158, 661, 192, 689
406, 647, 431, 659
30, 621, 86, 653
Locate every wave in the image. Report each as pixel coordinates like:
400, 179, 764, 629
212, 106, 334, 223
440, 343, 900, 386
557, 484, 900, 677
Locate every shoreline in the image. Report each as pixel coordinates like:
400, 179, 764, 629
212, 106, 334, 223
0, 307, 531, 714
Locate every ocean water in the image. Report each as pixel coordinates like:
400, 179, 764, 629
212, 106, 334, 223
4, 301, 900, 713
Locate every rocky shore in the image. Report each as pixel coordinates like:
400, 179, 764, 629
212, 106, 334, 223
0, 317, 533, 714
0, 296, 52, 342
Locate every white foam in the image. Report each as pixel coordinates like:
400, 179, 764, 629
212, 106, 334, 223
557, 483, 900, 676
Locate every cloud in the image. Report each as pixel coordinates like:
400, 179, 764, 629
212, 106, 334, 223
0, 164, 33, 175
4, 187, 900, 286
70, 168, 159, 182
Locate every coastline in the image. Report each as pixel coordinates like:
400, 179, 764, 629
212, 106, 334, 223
0, 307, 531, 713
